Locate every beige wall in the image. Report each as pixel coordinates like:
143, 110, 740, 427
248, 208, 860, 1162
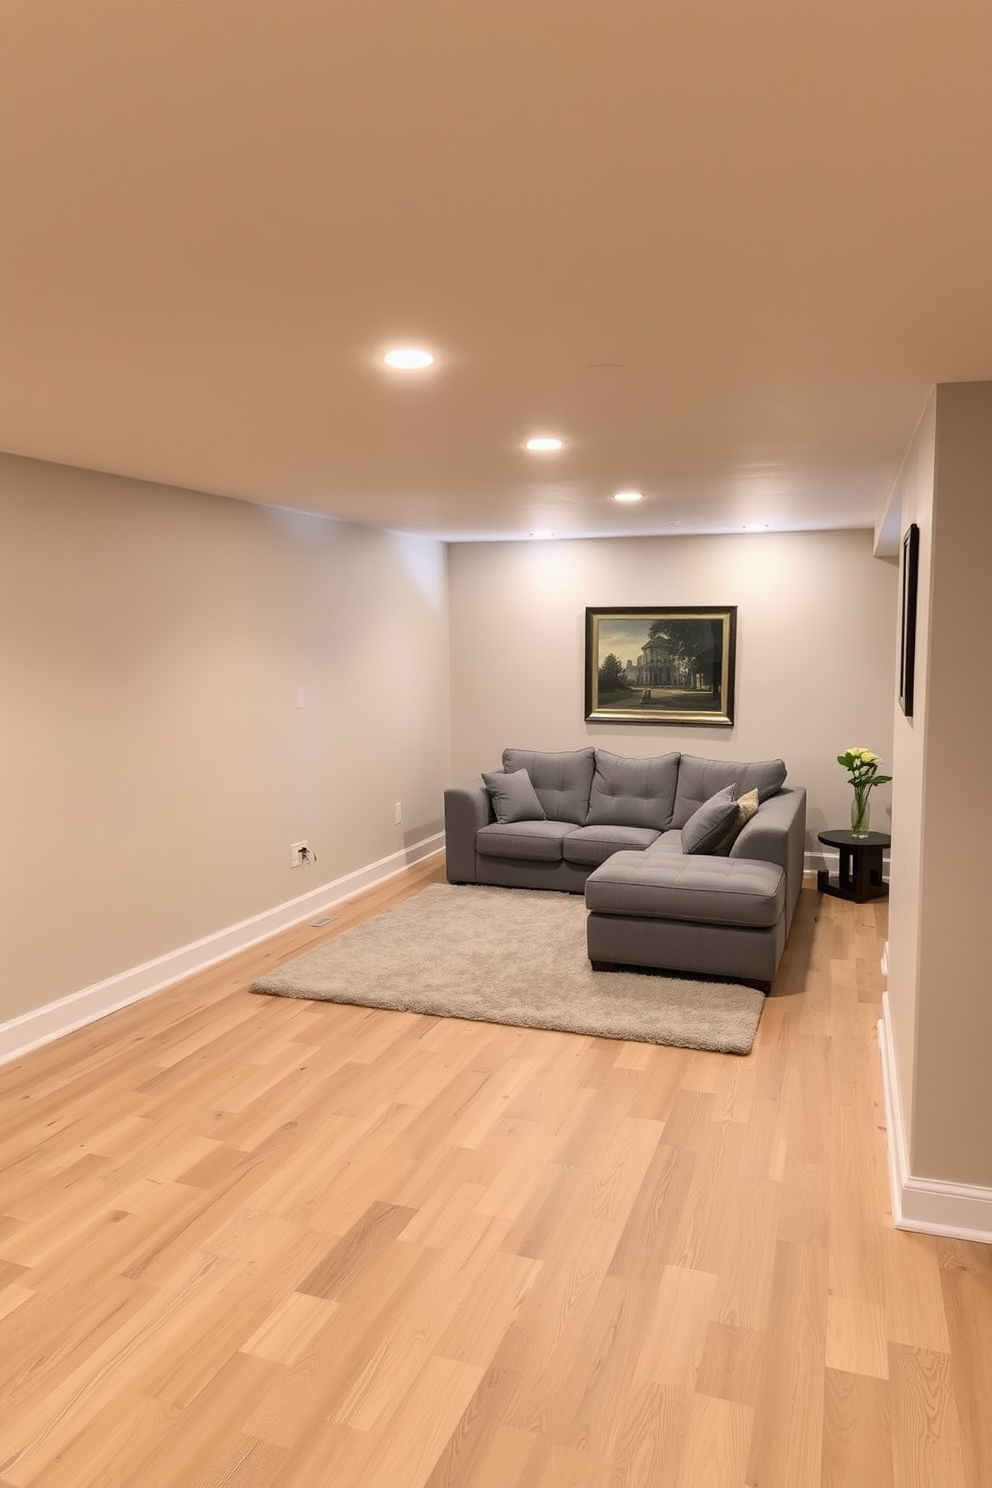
0, 454, 450, 1022
884, 393, 935, 1153
887, 382, 992, 1188
448, 529, 898, 842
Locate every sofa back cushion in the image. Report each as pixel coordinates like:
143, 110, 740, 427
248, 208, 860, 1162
502, 747, 596, 824
586, 749, 680, 831
671, 754, 788, 828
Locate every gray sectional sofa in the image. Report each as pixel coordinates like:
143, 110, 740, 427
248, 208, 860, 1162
444, 746, 807, 990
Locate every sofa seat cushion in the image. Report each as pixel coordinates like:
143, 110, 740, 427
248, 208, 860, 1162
585, 749, 680, 831
671, 754, 787, 828
585, 851, 785, 929
477, 819, 577, 862
644, 830, 685, 852
502, 747, 595, 824
561, 824, 661, 866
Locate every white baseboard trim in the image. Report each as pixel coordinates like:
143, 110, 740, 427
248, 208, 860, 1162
0, 833, 445, 1068
877, 992, 992, 1243
804, 848, 891, 877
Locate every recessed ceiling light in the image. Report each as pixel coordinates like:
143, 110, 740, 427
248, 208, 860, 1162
525, 436, 564, 452
613, 490, 643, 503
383, 347, 435, 369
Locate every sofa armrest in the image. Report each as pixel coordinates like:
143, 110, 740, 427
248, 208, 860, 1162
444, 778, 495, 883
731, 786, 807, 930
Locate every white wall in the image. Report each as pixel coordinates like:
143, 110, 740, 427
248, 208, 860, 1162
448, 528, 898, 843
0, 454, 450, 1024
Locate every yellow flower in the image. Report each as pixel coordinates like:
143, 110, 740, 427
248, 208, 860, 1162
838, 746, 892, 789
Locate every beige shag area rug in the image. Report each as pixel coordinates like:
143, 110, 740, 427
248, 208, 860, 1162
250, 884, 764, 1055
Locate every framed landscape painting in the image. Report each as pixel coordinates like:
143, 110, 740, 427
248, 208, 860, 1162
585, 606, 737, 726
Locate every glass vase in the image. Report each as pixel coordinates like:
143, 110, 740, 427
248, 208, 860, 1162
851, 787, 871, 838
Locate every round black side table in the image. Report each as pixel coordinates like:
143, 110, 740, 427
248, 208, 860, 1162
817, 828, 890, 903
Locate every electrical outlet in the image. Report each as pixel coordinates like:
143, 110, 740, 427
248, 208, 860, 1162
290, 840, 310, 868
394, 801, 403, 825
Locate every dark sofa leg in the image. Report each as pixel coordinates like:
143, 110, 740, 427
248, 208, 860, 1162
590, 959, 616, 972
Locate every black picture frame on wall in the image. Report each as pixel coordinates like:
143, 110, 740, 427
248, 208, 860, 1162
899, 523, 919, 718
584, 606, 737, 725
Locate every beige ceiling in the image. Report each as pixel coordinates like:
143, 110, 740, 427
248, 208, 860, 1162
2, 2, 990, 541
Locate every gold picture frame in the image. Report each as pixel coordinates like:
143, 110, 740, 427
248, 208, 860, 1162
585, 606, 737, 726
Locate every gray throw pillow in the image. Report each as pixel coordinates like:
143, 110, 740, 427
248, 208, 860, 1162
710, 786, 760, 855
680, 785, 740, 855
482, 768, 547, 825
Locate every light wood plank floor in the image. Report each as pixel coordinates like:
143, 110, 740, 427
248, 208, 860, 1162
1, 860, 990, 1487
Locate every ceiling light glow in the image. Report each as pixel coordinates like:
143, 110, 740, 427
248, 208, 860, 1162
530, 530, 556, 539
525, 436, 563, 452
742, 523, 770, 531
383, 347, 435, 369
613, 490, 643, 503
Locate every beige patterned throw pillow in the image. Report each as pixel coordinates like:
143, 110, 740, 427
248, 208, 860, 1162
711, 787, 760, 855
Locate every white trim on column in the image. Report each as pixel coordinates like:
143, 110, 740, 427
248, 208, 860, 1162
804, 847, 892, 877
0, 834, 444, 1067
878, 991, 992, 1243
